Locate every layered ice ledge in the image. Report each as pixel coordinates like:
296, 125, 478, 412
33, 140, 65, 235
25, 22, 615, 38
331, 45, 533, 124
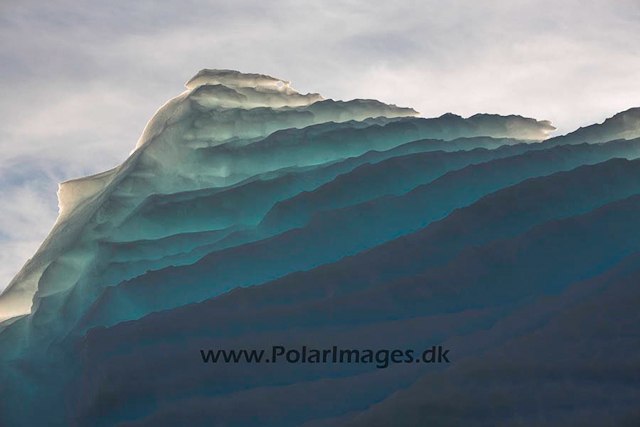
0, 69, 419, 324
0, 68, 559, 329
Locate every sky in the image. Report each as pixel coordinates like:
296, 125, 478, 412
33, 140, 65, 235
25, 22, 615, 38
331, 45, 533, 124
0, 0, 639, 291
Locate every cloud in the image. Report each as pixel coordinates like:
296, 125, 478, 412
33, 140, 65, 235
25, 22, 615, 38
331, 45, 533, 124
0, 159, 60, 290
1, 0, 640, 290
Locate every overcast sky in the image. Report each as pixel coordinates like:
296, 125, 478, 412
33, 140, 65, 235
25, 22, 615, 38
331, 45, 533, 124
0, 0, 639, 291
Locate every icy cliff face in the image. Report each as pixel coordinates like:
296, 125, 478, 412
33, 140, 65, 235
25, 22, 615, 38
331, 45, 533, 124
1, 69, 640, 427
0, 70, 417, 325
0, 70, 552, 328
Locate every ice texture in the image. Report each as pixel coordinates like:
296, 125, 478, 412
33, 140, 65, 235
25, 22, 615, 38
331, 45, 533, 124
1, 69, 639, 427
0, 71, 416, 324
0, 70, 550, 326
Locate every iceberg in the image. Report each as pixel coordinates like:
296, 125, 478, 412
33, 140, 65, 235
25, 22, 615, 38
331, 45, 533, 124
2, 69, 638, 427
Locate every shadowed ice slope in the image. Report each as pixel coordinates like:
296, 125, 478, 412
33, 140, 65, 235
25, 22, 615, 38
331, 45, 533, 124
258, 142, 535, 233
70, 143, 535, 332
122, 157, 640, 323
325, 251, 640, 427
74, 191, 640, 427
113, 136, 526, 241
70, 141, 533, 305
75, 138, 640, 332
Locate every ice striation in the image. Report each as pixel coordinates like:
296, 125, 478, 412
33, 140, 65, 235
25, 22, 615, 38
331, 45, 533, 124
1, 69, 639, 427
0, 70, 550, 327
0, 70, 415, 325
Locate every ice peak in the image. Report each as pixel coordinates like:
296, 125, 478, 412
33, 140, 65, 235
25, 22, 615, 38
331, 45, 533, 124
186, 69, 296, 94
184, 69, 324, 109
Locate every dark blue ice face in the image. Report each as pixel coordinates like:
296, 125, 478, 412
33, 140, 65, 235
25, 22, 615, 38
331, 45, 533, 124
2, 70, 640, 427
